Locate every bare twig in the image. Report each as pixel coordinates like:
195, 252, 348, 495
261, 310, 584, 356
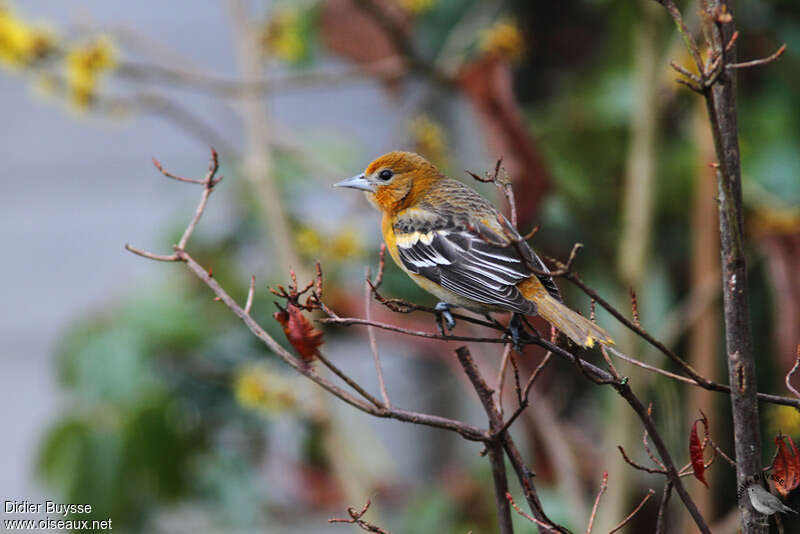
116, 57, 407, 98
609, 489, 655, 533
617, 446, 666, 475
124, 244, 177, 262
505, 492, 555, 530
366, 266, 390, 408
244, 275, 255, 315
586, 471, 608, 534
455, 347, 566, 533
785, 347, 800, 400
727, 44, 787, 70
652, 0, 704, 74
495, 344, 512, 417
655, 482, 674, 534
455, 346, 517, 534
314, 351, 383, 409
328, 498, 390, 534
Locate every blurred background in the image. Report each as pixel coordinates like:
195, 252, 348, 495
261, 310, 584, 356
1, 0, 798, 532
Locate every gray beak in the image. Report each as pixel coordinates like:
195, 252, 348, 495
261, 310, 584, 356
334, 174, 374, 192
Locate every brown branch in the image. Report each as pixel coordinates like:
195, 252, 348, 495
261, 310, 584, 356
505, 492, 555, 530
244, 275, 255, 315
700, 0, 765, 529
454, 346, 516, 534
785, 347, 800, 400
455, 347, 566, 533
586, 471, 608, 534
495, 352, 552, 437
495, 344, 512, 417
328, 498, 390, 534
727, 44, 787, 70
617, 446, 666, 475
314, 351, 383, 409
116, 57, 407, 98
655, 482, 674, 534
609, 489, 655, 533
652, 0, 704, 74
366, 266, 390, 408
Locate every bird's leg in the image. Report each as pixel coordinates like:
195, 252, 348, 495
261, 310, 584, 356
435, 302, 456, 332
506, 313, 535, 352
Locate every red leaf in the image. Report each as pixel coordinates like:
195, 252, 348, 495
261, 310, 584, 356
771, 432, 800, 498
274, 304, 324, 362
689, 416, 708, 488
320, 0, 409, 85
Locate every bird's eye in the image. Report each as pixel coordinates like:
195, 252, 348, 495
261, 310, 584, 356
378, 170, 393, 181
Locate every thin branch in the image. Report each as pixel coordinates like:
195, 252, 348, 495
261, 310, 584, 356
727, 44, 787, 70
608, 489, 655, 533
175, 148, 220, 251
116, 57, 407, 98
506, 492, 555, 530
123, 244, 177, 262
652, 0, 705, 75
324, 300, 800, 408
618, 446, 666, 475
586, 471, 608, 534
454, 346, 515, 534
314, 351, 383, 409
244, 275, 255, 315
455, 346, 566, 533
495, 344, 512, 417
655, 482, 674, 534
328, 498, 390, 534
366, 266, 390, 408
785, 347, 800, 400
494, 352, 552, 437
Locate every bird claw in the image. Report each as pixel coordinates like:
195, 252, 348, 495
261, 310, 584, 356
506, 313, 532, 352
435, 302, 456, 332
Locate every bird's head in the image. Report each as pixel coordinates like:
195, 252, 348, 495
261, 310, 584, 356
334, 151, 442, 213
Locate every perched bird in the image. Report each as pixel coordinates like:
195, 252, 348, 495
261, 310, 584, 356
334, 151, 612, 349
746, 485, 797, 516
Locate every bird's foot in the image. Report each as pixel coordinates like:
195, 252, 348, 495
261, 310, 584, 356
435, 302, 456, 334
505, 313, 535, 352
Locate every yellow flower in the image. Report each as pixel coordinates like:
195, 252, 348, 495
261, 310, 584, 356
329, 227, 362, 259
296, 225, 324, 257
480, 20, 525, 62
767, 405, 800, 437
261, 9, 306, 63
0, 5, 55, 69
399, 0, 435, 14
234, 364, 296, 415
64, 35, 116, 110
409, 114, 448, 168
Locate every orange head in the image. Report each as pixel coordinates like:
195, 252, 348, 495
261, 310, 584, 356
334, 151, 443, 214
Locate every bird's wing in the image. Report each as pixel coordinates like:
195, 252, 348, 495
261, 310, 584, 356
393, 215, 559, 313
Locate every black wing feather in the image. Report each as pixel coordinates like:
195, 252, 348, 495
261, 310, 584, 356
397, 228, 557, 314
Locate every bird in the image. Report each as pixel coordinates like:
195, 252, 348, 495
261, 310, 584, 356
746, 485, 797, 516
334, 151, 613, 349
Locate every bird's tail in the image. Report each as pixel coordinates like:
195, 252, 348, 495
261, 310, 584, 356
534, 293, 614, 348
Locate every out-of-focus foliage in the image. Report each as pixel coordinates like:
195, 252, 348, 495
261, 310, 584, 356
0, 2, 54, 68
